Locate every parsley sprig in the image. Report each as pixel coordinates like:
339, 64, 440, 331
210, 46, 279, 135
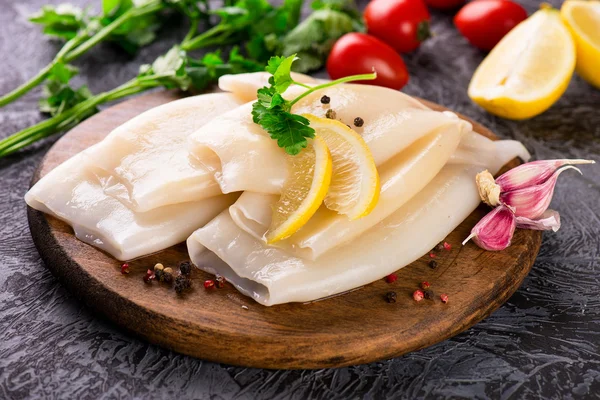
252, 54, 376, 155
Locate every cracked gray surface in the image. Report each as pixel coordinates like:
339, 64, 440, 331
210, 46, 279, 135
1, 0, 599, 399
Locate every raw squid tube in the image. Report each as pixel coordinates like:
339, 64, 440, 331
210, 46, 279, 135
26, 151, 237, 261
188, 164, 484, 306
228, 122, 467, 259
190, 85, 459, 194
85, 93, 243, 212
219, 71, 319, 103
450, 131, 530, 170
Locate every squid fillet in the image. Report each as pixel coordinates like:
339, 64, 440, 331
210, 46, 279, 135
190, 84, 461, 194
26, 151, 237, 261
218, 71, 319, 103
188, 164, 485, 306
86, 93, 243, 212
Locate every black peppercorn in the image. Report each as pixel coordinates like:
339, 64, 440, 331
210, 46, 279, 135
216, 276, 226, 288
435, 242, 445, 252
428, 260, 438, 269
179, 261, 192, 275
385, 291, 397, 303
326, 109, 337, 119
353, 117, 364, 127
320, 95, 330, 104
423, 289, 434, 300
174, 274, 191, 294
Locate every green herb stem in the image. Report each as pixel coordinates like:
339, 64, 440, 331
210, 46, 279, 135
288, 72, 377, 108
0, 64, 53, 107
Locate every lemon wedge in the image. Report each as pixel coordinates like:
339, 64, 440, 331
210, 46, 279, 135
303, 114, 380, 220
561, 0, 600, 89
468, 7, 576, 120
266, 136, 332, 244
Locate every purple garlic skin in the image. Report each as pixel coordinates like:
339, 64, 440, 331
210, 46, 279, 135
516, 210, 561, 232
495, 159, 595, 192
463, 205, 516, 251
500, 165, 580, 219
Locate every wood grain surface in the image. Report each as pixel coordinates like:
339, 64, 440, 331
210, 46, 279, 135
27, 90, 542, 369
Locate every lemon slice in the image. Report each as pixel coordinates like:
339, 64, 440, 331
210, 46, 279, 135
561, 0, 600, 89
468, 7, 576, 120
266, 136, 332, 244
303, 114, 380, 219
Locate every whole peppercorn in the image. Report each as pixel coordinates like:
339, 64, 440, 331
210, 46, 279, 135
326, 109, 337, 119
353, 117, 364, 127
440, 294, 449, 304
429, 252, 436, 258
163, 267, 174, 283
179, 261, 192, 276
421, 281, 430, 290
428, 260, 438, 269
143, 269, 155, 283
174, 274, 191, 294
320, 95, 330, 104
154, 263, 164, 281
385, 273, 398, 283
215, 276, 226, 288
423, 289, 434, 300
435, 242, 445, 252
443, 242, 452, 251
413, 289, 424, 302
120, 263, 130, 275
385, 291, 397, 303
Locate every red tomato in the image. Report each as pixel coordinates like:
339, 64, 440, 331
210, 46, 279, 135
424, 0, 465, 10
454, 0, 528, 51
327, 33, 409, 90
364, 0, 431, 53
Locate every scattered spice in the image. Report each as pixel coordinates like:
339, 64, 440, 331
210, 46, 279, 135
154, 263, 164, 281
353, 117, 364, 127
428, 260, 438, 269
423, 289, 434, 300
385, 291, 397, 303
421, 281, 430, 290
174, 274, 191, 294
443, 242, 452, 251
242, 305, 249, 310
429, 252, 436, 258
204, 279, 215, 289
163, 267, 174, 283
413, 290, 424, 302
179, 261, 192, 275
215, 276, 226, 288
120, 263, 130, 275
385, 273, 398, 283
320, 95, 330, 104
326, 109, 337, 119
440, 293, 449, 304
143, 269, 155, 283
435, 242, 445, 252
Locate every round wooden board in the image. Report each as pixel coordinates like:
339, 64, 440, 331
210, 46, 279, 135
27, 90, 541, 369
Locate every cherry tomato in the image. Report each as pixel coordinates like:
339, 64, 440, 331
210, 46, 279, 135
454, 0, 528, 51
364, 0, 431, 53
327, 33, 409, 90
424, 0, 465, 10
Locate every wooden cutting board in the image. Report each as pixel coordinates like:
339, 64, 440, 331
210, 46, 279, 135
27, 90, 541, 369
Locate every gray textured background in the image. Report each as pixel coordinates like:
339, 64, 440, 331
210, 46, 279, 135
1, 0, 599, 399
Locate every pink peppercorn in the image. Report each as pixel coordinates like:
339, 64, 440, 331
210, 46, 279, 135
385, 273, 398, 283
204, 280, 215, 289
120, 263, 130, 275
421, 281, 430, 290
443, 242, 452, 251
143, 269, 155, 283
429, 252, 436, 258
413, 290, 424, 302
440, 294, 449, 304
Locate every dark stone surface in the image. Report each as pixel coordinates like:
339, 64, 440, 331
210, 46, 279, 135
1, 0, 599, 398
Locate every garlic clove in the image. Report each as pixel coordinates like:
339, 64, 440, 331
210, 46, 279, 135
475, 170, 501, 206
516, 209, 561, 232
463, 205, 516, 251
500, 165, 581, 219
495, 159, 595, 192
